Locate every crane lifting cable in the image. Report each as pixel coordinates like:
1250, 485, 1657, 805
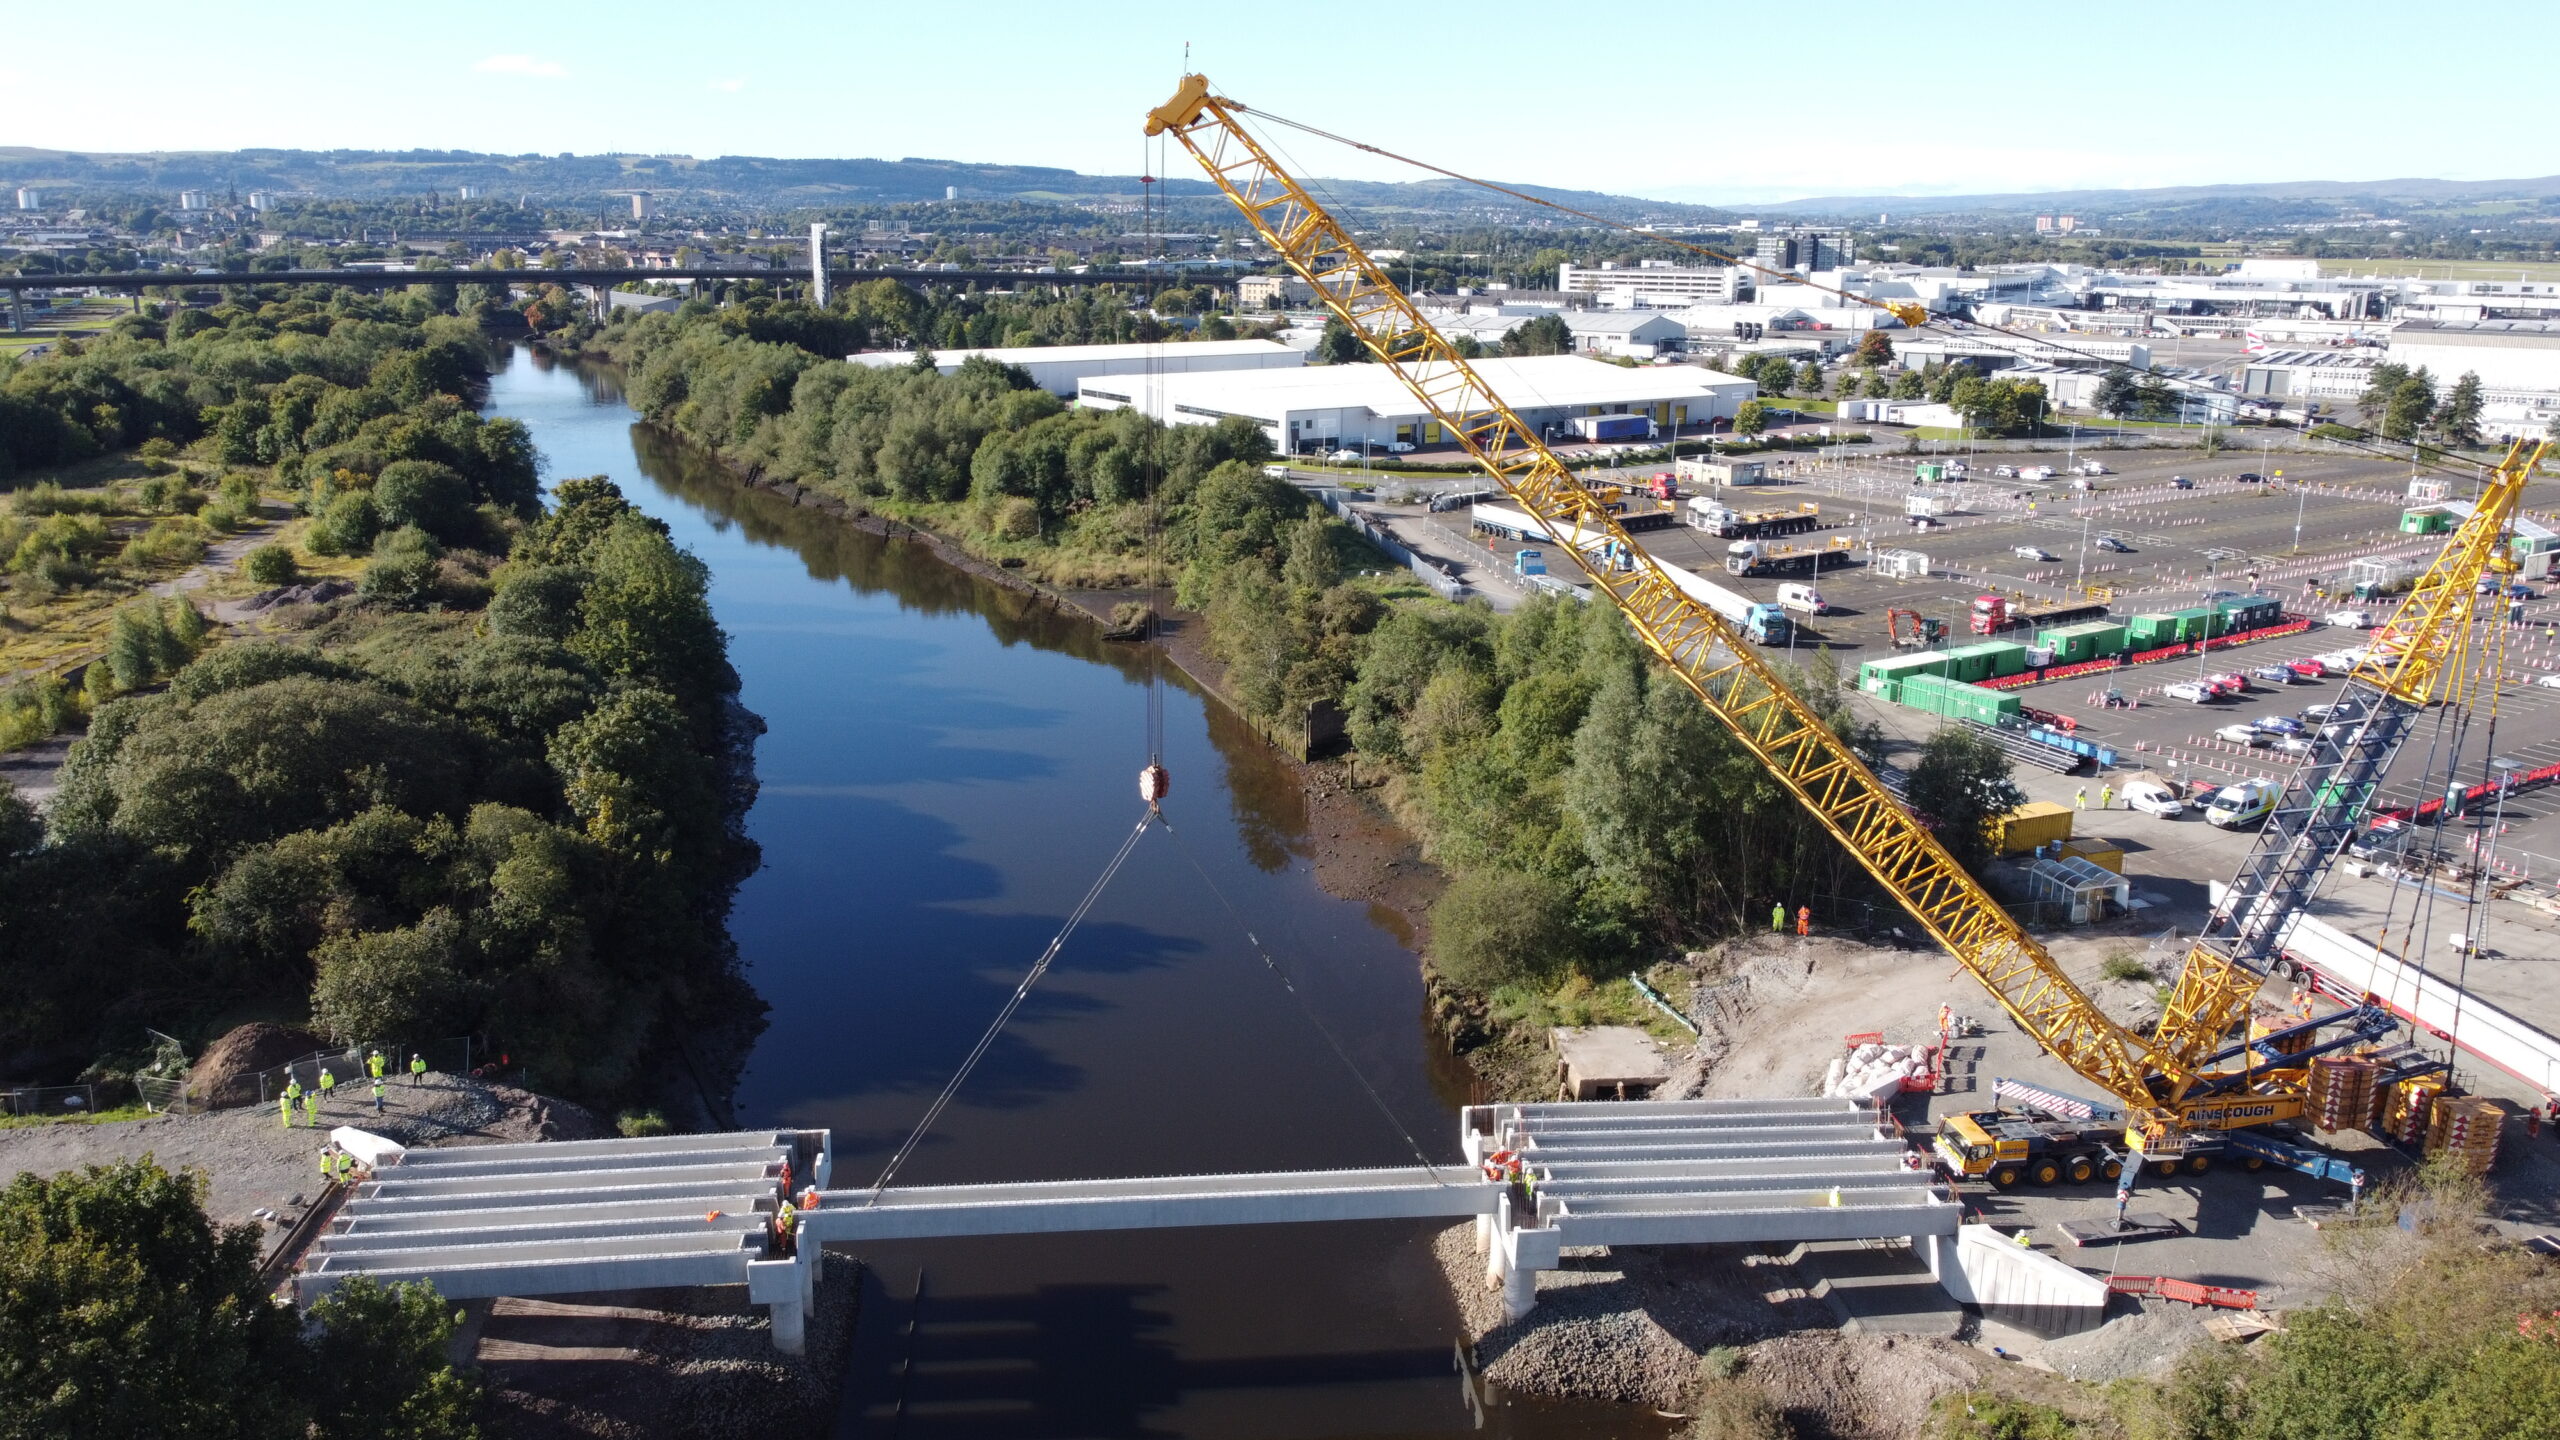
1228, 89, 2504, 480
863, 807, 1157, 1201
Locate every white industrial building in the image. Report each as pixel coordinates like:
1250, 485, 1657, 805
1897, 336, 2151, 372
1556, 311, 1689, 359
1558, 261, 1747, 307
2386, 320, 2560, 393
1077, 355, 1756, 455
2239, 349, 2379, 403
847, 339, 1304, 397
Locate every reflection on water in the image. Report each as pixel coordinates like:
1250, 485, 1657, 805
487, 346, 1673, 1440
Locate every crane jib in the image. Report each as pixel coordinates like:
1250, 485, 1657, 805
1150, 75, 2187, 1120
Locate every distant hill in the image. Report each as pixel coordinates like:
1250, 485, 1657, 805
0, 146, 1731, 224
1750, 174, 2560, 221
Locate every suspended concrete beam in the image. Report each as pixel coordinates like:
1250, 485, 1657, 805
805, 1166, 1500, 1243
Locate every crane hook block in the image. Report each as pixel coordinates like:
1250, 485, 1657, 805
1887, 301, 1929, 329
1140, 763, 1171, 806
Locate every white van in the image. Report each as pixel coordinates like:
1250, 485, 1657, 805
2205, 780, 2278, 829
1776, 582, 1829, 615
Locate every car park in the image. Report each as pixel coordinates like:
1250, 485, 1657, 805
2164, 681, 2215, 703
2325, 609, 2372, 629
2095, 536, 2131, 552
2216, 724, 2270, 747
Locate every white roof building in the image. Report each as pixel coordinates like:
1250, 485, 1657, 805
1555, 310, 1690, 359
845, 339, 1302, 397
1078, 355, 1756, 455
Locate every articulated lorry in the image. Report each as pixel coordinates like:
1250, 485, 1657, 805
1658, 562, 1792, 645
1727, 535, 1856, 578
1686, 497, 1822, 539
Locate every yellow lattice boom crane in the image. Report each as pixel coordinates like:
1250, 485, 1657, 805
1147, 74, 2546, 1173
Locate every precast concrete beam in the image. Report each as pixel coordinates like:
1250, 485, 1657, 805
1494, 1106, 1876, 1135
805, 1168, 1497, 1244
1534, 1169, 1925, 1199
384, 1129, 807, 1166
364, 1160, 775, 1198
1543, 1197, 1962, 1249
331, 1195, 765, 1234
296, 1246, 754, 1306
308, 1214, 747, 1260
1533, 1149, 1907, 1181
382, 1143, 788, 1181
346, 1179, 766, 1217
318, 1212, 767, 1252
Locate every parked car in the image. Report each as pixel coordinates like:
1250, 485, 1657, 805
1994, 465, 2019, 478
1262, 463, 1291, 479
2252, 715, 2304, 735
2164, 681, 2216, 703
1326, 448, 1363, 463
2076, 461, 2108, 476
2252, 664, 2297, 685
2302, 701, 2365, 723
2538, 674, 2560, 690
2124, 782, 2187, 818
2095, 535, 2132, 553
1384, 441, 1416, 454
2236, 471, 2265, 483
2206, 671, 2249, 694
2318, 651, 2364, 675
2216, 723, 2271, 747
2510, 583, 2539, 600
2013, 544, 2053, 561
2325, 609, 2372, 629
2170, 475, 2194, 489
2286, 659, 2327, 682
2272, 736, 2317, 757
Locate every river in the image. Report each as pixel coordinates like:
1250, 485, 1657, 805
481, 349, 1664, 1439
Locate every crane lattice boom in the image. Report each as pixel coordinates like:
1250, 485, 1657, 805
1147, 75, 2205, 1118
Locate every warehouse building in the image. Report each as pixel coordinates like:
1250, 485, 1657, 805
846, 339, 1303, 397
2386, 319, 2560, 392
2238, 349, 2380, 402
1077, 354, 1756, 456
1557, 310, 1689, 359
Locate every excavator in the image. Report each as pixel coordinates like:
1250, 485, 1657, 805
1145, 73, 2549, 1184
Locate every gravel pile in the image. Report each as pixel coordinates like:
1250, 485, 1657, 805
1432, 1226, 1813, 1410
481, 1253, 862, 1440
2032, 1299, 2214, 1383
1741, 1332, 1982, 1439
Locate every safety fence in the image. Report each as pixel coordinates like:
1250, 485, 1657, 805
1, 1083, 103, 1119
249, 1036, 483, 1109
1312, 489, 1469, 602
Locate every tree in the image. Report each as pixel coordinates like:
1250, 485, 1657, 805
2093, 366, 2139, 419
1429, 867, 1576, 990
1903, 729, 2022, 873
1855, 330, 1895, 366
2383, 366, 2437, 442
1795, 359, 1823, 395
2134, 375, 2179, 421
1890, 369, 1925, 400
1862, 370, 1890, 399
1732, 399, 1768, 436
0, 1158, 480, 1439
1756, 357, 1791, 399
2436, 371, 2485, 447
1500, 313, 1573, 357
2358, 362, 2411, 425
1316, 316, 1368, 365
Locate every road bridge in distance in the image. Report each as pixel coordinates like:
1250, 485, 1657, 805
0, 266, 1213, 294
293, 1097, 1960, 1352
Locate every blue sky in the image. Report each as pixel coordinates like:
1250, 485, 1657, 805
3, 0, 2546, 204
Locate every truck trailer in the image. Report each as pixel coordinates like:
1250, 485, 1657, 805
1686, 497, 1822, 539
1728, 535, 1856, 578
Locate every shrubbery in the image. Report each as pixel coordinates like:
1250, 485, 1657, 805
10, 478, 760, 1107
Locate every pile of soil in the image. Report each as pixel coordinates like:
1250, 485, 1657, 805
477, 1252, 862, 1440
185, 1022, 329, 1110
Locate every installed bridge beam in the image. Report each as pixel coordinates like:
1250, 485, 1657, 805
804, 1166, 1498, 1243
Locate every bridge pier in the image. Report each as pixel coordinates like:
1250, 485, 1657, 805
745, 1244, 819, 1355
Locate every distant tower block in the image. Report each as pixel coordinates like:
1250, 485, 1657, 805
631, 192, 654, 221
809, 223, 828, 308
